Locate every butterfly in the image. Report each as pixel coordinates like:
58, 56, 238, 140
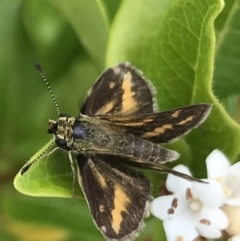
21, 62, 212, 241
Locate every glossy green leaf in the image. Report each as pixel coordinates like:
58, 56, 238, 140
14, 140, 83, 198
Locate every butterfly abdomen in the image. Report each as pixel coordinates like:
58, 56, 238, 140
116, 134, 179, 164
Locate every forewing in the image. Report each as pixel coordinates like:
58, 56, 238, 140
76, 154, 152, 241
96, 104, 212, 143
81, 63, 157, 115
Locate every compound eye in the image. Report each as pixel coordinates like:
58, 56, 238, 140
73, 123, 87, 139
48, 121, 57, 134
55, 138, 67, 147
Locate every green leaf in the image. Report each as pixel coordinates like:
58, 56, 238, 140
22, 0, 82, 76
107, 0, 240, 176
14, 140, 83, 198
48, 0, 109, 70
213, 0, 240, 98
99, 0, 122, 23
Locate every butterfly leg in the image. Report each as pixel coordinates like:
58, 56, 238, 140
68, 151, 76, 204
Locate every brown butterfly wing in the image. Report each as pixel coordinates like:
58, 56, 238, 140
81, 62, 157, 116
96, 104, 212, 143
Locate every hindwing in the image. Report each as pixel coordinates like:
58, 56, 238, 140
76, 154, 152, 241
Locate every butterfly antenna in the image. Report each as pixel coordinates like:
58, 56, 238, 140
35, 61, 61, 117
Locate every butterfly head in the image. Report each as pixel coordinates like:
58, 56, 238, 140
48, 114, 73, 150
48, 114, 89, 151
35, 62, 75, 151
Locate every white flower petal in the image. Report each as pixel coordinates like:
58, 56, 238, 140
193, 179, 224, 207
197, 225, 222, 239
151, 195, 188, 220
224, 198, 240, 206
230, 235, 240, 241
151, 150, 239, 241
198, 207, 228, 230
226, 162, 240, 196
196, 207, 228, 238
166, 165, 192, 196
164, 216, 198, 241
228, 162, 240, 176
151, 195, 176, 220
206, 149, 230, 179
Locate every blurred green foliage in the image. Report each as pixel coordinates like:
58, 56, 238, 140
1, 0, 240, 240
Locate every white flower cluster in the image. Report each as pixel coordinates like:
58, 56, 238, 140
150, 150, 240, 241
